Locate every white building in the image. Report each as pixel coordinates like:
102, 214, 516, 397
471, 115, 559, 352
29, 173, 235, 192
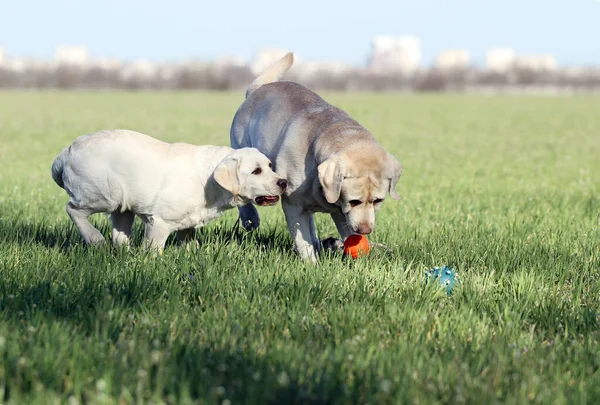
182, 59, 208, 72
212, 55, 247, 70
55, 45, 89, 66
119, 59, 157, 82
294, 61, 352, 80
251, 49, 294, 75
562, 66, 591, 78
435, 49, 471, 71
514, 54, 557, 71
92, 58, 121, 71
368, 36, 421, 75
0, 48, 4, 66
157, 63, 179, 81
486, 48, 516, 73
4, 58, 27, 72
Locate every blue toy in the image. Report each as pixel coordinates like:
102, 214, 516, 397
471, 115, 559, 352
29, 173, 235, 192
425, 266, 459, 295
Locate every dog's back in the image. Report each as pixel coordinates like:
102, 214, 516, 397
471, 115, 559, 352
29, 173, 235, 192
231, 72, 373, 169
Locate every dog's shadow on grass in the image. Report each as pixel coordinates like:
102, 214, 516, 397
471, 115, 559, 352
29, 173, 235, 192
0, 216, 69, 250
0, 217, 355, 403
0, 215, 296, 256
1, 215, 352, 261
195, 220, 295, 256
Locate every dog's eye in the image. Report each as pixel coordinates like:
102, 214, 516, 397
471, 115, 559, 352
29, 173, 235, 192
374, 198, 384, 205
349, 200, 362, 207
268, 163, 272, 168
252, 168, 262, 175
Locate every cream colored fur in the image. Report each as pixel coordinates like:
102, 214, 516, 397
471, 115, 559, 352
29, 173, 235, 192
52, 129, 286, 250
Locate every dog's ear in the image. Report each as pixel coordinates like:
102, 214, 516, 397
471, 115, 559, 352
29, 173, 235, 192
213, 156, 241, 196
387, 153, 403, 200
318, 157, 344, 204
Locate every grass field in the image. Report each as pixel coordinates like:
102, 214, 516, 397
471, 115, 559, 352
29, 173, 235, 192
0, 91, 599, 404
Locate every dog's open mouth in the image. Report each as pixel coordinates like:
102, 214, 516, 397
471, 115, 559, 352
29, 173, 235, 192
255, 195, 280, 206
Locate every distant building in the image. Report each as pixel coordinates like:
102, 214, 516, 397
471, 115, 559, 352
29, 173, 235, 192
5, 58, 27, 72
157, 63, 179, 81
181, 59, 208, 73
212, 55, 247, 69
294, 61, 352, 79
486, 48, 516, 73
55, 45, 89, 66
368, 36, 421, 75
514, 55, 557, 71
0, 48, 4, 66
119, 59, 157, 81
251, 49, 293, 75
92, 58, 121, 71
562, 66, 591, 78
435, 49, 471, 71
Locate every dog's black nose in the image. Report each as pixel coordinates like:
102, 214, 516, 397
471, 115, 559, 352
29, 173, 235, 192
277, 179, 288, 190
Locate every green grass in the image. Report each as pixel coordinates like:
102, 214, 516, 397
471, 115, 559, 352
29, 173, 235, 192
0, 91, 599, 404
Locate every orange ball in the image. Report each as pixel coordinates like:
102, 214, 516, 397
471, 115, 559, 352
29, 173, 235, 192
343, 234, 370, 259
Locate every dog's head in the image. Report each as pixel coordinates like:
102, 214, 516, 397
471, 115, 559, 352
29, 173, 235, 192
318, 145, 402, 235
213, 148, 287, 206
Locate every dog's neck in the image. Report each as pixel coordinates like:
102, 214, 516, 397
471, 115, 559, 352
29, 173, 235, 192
203, 177, 237, 208
192, 147, 241, 209
204, 176, 250, 210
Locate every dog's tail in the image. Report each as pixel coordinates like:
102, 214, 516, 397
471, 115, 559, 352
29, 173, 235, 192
51, 147, 69, 189
246, 52, 294, 98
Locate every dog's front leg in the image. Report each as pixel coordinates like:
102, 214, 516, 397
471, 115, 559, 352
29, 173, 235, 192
282, 201, 318, 263
318, 212, 354, 254
238, 203, 260, 231
330, 212, 354, 240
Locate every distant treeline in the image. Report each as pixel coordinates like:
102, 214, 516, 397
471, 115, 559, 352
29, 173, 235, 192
1, 64, 600, 92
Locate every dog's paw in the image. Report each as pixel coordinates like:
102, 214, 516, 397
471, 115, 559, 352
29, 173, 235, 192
321, 237, 344, 253
241, 218, 260, 232
86, 237, 107, 247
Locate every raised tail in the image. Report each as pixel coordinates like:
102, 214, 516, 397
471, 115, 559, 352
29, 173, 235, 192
51, 147, 68, 189
246, 52, 294, 98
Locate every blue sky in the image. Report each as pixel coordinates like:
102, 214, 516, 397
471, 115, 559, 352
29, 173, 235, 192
1, 0, 599, 66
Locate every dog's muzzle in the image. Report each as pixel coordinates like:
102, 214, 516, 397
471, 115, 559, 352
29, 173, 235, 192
255, 196, 280, 206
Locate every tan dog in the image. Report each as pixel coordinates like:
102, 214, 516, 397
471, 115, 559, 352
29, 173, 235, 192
52, 129, 287, 250
230, 53, 402, 262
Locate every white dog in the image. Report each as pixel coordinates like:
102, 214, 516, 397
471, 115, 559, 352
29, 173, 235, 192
52, 129, 287, 250
230, 53, 402, 262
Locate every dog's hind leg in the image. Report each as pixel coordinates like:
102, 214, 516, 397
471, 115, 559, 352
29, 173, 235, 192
111, 210, 135, 247
238, 204, 260, 231
66, 202, 106, 245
